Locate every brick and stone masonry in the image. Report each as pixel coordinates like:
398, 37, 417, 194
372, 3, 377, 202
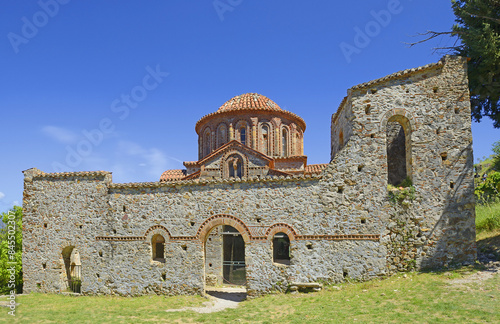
22, 55, 476, 297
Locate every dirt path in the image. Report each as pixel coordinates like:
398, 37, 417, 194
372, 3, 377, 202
449, 258, 500, 286
165, 288, 246, 314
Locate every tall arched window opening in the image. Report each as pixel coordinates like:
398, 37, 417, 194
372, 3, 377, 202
204, 130, 211, 157
386, 116, 411, 186
217, 124, 227, 148
273, 232, 290, 265
152, 234, 165, 261
261, 125, 269, 155
339, 130, 344, 149
240, 128, 246, 146
282, 128, 288, 157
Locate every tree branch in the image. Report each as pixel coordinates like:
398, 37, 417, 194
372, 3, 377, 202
465, 11, 500, 24
405, 31, 460, 48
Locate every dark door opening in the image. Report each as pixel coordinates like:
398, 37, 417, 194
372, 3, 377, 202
222, 225, 246, 285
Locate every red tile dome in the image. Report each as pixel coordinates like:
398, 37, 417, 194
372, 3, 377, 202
217, 93, 282, 112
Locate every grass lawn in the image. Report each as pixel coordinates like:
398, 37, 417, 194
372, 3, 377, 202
0, 265, 497, 324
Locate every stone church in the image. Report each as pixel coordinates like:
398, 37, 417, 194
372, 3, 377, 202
22, 56, 476, 297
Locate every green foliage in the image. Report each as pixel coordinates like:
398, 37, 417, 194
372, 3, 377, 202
476, 200, 500, 232
492, 140, 500, 171
0, 206, 23, 294
399, 176, 413, 188
388, 185, 416, 205
451, 0, 500, 127
475, 171, 500, 202
388, 177, 416, 205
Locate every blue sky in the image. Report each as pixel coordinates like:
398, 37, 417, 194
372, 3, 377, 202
0, 0, 498, 213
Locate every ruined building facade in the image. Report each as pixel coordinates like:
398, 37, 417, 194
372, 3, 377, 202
22, 56, 476, 297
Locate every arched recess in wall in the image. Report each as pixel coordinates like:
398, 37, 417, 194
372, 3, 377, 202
196, 214, 252, 243
295, 130, 303, 155
151, 234, 165, 261
216, 123, 228, 148
260, 123, 271, 156
222, 151, 247, 178
235, 121, 248, 146
144, 225, 171, 262
203, 127, 212, 157
339, 130, 344, 150
281, 127, 289, 157
265, 223, 298, 241
385, 114, 413, 186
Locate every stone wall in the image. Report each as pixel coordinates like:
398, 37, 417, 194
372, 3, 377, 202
22, 55, 476, 297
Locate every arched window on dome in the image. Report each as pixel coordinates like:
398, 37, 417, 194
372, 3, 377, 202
282, 128, 288, 157
217, 124, 227, 148
261, 125, 269, 156
203, 129, 211, 157
240, 128, 246, 146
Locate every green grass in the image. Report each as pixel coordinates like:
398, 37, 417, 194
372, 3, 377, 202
1, 268, 498, 323
476, 201, 500, 232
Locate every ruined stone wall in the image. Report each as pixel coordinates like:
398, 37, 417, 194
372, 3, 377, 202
329, 55, 476, 271
331, 98, 353, 160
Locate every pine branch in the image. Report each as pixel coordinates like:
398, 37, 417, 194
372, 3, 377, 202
464, 11, 500, 24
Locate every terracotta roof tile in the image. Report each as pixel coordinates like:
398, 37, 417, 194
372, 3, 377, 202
195, 93, 306, 133
305, 164, 328, 174
218, 93, 282, 112
160, 169, 187, 182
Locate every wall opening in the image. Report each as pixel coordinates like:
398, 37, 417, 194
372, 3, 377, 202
61, 246, 81, 293
152, 234, 165, 262
282, 128, 288, 157
273, 232, 290, 265
386, 115, 411, 186
261, 125, 269, 155
240, 128, 246, 146
204, 225, 246, 287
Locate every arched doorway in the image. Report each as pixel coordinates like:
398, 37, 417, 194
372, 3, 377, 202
61, 246, 81, 293
204, 225, 246, 287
